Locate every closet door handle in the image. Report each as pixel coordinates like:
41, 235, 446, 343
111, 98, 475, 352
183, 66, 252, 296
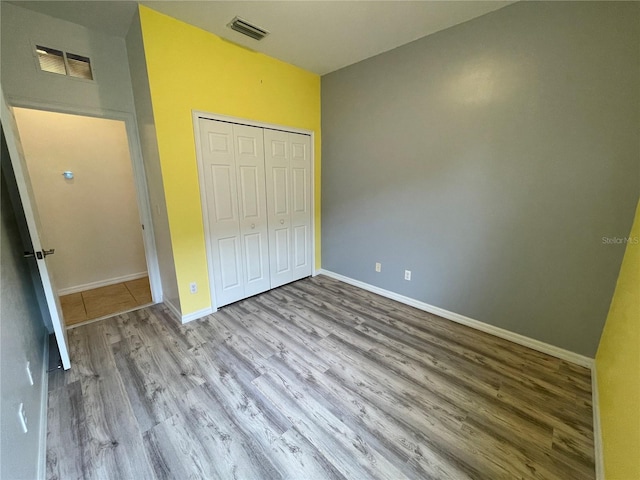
280, 219, 284, 225
251, 223, 255, 229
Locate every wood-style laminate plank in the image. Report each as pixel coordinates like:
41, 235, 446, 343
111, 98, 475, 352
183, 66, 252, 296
304, 276, 570, 374
263, 347, 470, 480
111, 332, 182, 433
295, 279, 544, 376
253, 371, 412, 480
293, 279, 593, 434
47, 275, 595, 480
46, 381, 87, 480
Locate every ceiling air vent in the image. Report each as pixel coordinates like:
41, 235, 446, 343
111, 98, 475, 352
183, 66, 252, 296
227, 16, 269, 41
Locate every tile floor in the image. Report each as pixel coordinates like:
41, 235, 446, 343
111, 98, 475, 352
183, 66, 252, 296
60, 276, 152, 327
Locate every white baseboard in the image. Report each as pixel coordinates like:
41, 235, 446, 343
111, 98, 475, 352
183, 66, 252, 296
163, 298, 182, 323
591, 365, 605, 480
37, 334, 49, 480
181, 306, 215, 324
318, 269, 594, 369
57, 272, 148, 296
163, 298, 215, 324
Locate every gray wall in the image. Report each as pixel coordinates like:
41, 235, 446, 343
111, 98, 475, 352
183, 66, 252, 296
1, 132, 48, 480
321, 1, 640, 357
125, 9, 181, 310
1, 2, 136, 114
0, 2, 175, 306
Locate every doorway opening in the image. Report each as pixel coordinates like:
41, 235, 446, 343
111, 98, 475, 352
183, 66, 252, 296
13, 107, 154, 327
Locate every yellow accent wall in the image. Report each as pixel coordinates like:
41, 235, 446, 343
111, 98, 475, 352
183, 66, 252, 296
138, 6, 321, 315
596, 200, 640, 480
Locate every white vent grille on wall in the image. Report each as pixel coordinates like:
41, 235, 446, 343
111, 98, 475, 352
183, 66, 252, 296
36, 45, 93, 80
227, 16, 270, 41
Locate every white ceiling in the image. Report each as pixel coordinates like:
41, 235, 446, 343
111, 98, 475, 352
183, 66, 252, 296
6, 1, 139, 37
8, 1, 514, 75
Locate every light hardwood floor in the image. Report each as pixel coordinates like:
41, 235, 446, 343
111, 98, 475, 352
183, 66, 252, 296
60, 277, 152, 327
47, 275, 595, 479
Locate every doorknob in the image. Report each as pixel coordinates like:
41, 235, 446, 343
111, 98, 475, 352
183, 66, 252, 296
280, 219, 284, 225
251, 223, 255, 229
23, 250, 47, 259
23, 249, 54, 259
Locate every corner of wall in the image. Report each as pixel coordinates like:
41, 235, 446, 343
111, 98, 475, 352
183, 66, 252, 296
125, 5, 181, 312
594, 200, 640, 480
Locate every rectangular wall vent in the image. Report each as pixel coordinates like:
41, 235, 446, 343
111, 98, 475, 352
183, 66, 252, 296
227, 16, 269, 41
36, 46, 66, 75
35, 45, 93, 80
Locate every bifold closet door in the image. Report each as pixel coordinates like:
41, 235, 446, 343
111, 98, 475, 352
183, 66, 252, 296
264, 129, 312, 288
198, 119, 270, 307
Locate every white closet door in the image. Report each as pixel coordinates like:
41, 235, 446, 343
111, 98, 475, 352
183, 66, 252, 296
199, 118, 311, 306
232, 124, 270, 298
265, 129, 312, 287
289, 132, 312, 281
264, 129, 293, 287
199, 119, 245, 306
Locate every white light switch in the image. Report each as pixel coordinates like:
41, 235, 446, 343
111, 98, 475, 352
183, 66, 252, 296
18, 403, 28, 433
26, 361, 34, 386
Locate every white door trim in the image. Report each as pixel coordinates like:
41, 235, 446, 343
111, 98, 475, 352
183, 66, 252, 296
192, 110, 316, 311
5, 94, 163, 305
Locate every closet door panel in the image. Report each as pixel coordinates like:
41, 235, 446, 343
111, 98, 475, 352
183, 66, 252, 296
238, 166, 259, 218
272, 167, 289, 215
289, 133, 312, 280
293, 225, 308, 268
244, 233, 266, 281
199, 119, 245, 307
217, 236, 242, 289
274, 228, 291, 274
211, 165, 236, 221
291, 167, 307, 214
233, 124, 270, 298
264, 129, 293, 287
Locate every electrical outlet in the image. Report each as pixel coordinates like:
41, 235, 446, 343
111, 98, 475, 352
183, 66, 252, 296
375, 262, 381, 273
26, 361, 34, 386
404, 270, 412, 281
18, 403, 28, 433
189, 282, 197, 294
